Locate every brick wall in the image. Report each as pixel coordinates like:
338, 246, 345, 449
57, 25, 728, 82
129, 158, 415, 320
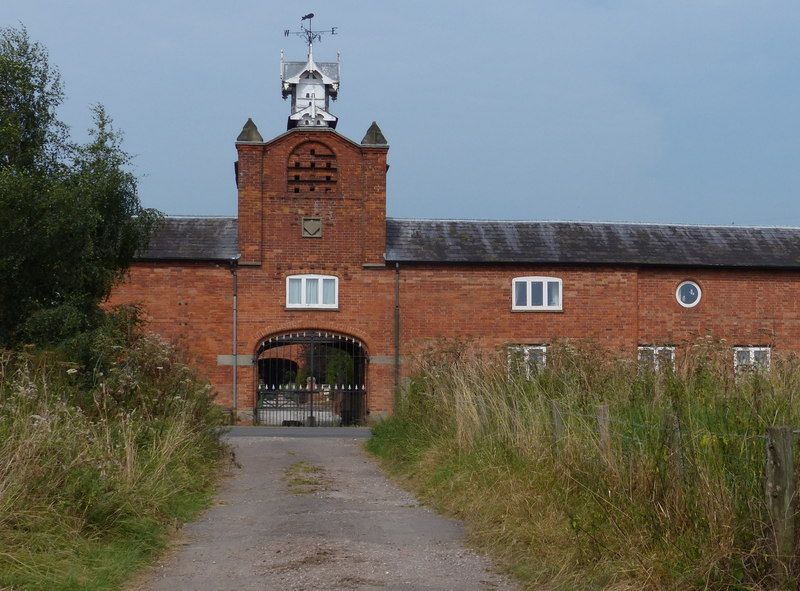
395, 264, 637, 351
107, 127, 800, 420
637, 268, 800, 349
110, 263, 235, 405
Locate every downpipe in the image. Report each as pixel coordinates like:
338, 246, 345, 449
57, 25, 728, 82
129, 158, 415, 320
229, 255, 240, 424
394, 262, 401, 398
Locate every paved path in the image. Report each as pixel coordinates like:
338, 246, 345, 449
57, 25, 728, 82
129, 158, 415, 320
132, 428, 516, 591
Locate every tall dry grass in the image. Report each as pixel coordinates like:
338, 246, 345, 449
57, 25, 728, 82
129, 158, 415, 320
0, 308, 225, 591
368, 339, 800, 590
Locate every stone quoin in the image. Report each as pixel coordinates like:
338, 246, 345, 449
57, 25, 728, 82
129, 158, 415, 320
109, 34, 800, 424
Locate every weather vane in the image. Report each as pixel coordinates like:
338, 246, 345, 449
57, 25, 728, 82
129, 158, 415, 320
284, 13, 337, 45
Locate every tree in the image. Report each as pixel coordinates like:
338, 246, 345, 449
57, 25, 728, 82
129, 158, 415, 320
0, 25, 160, 345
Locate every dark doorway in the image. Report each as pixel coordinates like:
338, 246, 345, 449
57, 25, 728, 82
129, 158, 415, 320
257, 358, 299, 387
255, 331, 368, 426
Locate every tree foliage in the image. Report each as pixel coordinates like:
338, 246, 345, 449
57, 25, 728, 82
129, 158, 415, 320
0, 25, 160, 345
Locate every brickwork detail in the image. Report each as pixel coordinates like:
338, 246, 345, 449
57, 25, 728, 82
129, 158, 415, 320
287, 141, 338, 194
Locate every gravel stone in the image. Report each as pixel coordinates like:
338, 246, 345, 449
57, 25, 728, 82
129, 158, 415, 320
131, 433, 517, 591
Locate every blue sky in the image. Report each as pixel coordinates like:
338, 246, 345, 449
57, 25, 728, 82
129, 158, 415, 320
5, 1, 800, 225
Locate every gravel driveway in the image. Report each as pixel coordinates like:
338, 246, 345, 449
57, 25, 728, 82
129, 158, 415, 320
131, 428, 516, 591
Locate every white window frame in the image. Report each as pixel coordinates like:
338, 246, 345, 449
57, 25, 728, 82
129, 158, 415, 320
512, 277, 563, 311
285, 274, 339, 309
733, 346, 771, 373
508, 345, 548, 378
676, 280, 702, 308
637, 345, 676, 372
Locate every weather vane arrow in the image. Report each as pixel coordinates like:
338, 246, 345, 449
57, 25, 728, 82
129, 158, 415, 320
284, 13, 337, 45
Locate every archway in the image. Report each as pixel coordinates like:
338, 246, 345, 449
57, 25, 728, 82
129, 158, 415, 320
254, 331, 368, 426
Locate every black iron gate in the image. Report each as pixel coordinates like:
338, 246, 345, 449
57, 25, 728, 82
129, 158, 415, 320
254, 331, 368, 426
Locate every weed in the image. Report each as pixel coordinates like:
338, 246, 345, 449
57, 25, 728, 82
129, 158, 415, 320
0, 308, 225, 590
368, 340, 797, 590
285, 461, 327, 495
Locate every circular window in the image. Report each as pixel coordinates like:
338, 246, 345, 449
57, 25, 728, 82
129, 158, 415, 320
676, 281, 701, 308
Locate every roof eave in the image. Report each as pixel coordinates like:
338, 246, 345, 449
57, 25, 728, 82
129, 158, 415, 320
384, 257, 800, 270
133, 257, 236, 264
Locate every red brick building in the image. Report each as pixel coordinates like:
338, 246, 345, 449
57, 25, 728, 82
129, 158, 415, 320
109, 42, 800, 424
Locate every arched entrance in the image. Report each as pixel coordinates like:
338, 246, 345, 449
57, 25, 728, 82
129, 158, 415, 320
254, 331, 368, 426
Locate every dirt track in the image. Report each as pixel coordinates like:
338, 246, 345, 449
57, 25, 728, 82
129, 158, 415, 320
131, 429, 516, 591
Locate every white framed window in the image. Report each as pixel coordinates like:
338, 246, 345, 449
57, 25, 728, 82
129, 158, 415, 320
676, 280, 702, 308
638, 345, 676, 372
508, 345, 547, 378
512, 277, 562, 311
286, 275, 338, 309
733, 346, 771, 373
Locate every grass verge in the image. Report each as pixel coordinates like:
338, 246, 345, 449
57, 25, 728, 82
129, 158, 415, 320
367, 339, 799, 590
0, 307, 226, 591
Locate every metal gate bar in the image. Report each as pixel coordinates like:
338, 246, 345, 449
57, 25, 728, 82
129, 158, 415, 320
254, 332, 367, 426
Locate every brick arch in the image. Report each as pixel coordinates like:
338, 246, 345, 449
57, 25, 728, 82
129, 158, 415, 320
249, 326, 370, 357
286, 140, 339, 194
254, 329, 369, 357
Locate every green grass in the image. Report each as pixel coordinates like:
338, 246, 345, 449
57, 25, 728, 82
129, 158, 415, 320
0, 310, 226, 591
1, 486, 214, 591
285, 461, 328, 494
367, 340, 797, 591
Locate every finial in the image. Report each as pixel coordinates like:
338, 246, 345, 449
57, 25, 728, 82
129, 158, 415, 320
236, 118, 263, 142
361, 121, 388, 146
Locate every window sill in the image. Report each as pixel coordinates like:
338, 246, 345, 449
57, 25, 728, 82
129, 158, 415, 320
285, 306, 340, 311
511, 308, 564, 313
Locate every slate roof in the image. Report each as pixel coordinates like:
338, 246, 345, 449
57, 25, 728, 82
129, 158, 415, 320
138, 217, 238, 261
137, 216, 800, 269
282, 60, 340, 81
384, 219, 800, 268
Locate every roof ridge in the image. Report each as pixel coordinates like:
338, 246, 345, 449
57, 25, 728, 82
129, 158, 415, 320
386, 217, 800, 231
162, 215, 238, 220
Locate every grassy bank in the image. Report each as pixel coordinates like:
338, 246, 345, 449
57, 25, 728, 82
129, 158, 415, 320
367, 341, 800, 590
0, 309, 225, 591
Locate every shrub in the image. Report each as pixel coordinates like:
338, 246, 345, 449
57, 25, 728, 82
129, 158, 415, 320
0, 306, 225, 591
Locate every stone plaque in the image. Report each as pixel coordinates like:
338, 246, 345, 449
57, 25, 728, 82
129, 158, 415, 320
301, 217, 322, 238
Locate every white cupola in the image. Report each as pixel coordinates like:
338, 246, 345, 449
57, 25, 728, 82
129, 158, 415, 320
281, 42, 340, 130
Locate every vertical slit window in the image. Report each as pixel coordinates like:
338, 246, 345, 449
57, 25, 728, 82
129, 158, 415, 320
547, 281, 560, 307
322, 278, 336, 305
514, 280, 528, 307
305, 278, 319, 305
532, 282, 544, 306
287, 278, 302, 306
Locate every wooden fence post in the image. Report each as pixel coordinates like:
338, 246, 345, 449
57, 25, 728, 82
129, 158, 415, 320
665, 412, 684, 482
765, 426, 795, 586
550, 399, 565, 447
596, 404, 611, 458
